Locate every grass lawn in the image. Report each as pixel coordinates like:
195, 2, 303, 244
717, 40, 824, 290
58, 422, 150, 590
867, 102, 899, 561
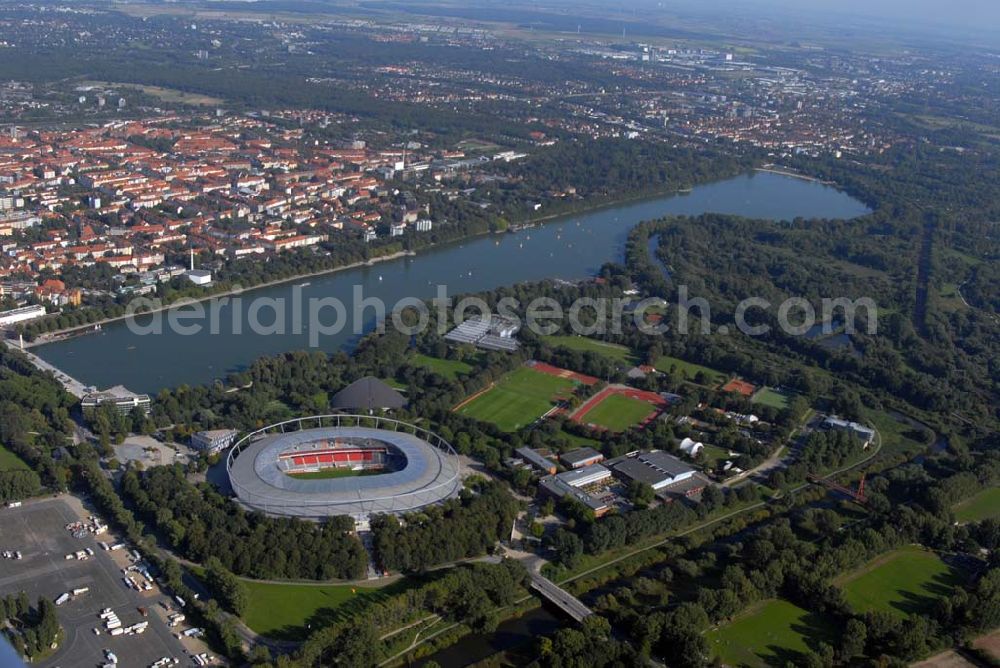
455, 366, 577, 431
653, 355, 725, 386
938, 283, 968, 313
242, 578, 414, 640
953, 487, 1000, 523
543, 335, 638, 365
559, 430, 601, 449
836, 546, 965, 617
286, 467, 383, 480
0, 444, 29, 471
411, 353, 474, 379
579, 393, 655, 432
863, 409, 930, 461
752, 387, 794, 410
699, 444, 732, 468
707, 599, 836, 667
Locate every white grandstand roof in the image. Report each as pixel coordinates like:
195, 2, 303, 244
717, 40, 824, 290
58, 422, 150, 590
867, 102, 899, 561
227, 422, 462, 521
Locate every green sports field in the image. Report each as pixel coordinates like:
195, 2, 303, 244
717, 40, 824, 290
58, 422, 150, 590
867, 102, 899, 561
543, 335, 638, 365
707, 598, 836, 667
455, 366, 577, 431
836, 546, 964, 616
0, 444, 29, 471
411, 353, 474, 379
752, 387, 794, 410
578, 393, 655, 432
953, 487, 1000, 522
241, 578, 413, 640
653, 355, 725, 386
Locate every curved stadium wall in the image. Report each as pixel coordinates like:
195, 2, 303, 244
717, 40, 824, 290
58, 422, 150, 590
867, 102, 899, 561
226, 415, 462, 523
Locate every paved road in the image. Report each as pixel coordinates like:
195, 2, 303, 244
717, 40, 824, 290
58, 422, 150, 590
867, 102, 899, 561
528, 573, 592, 622
2, 339, 89, 398
0, 497, 192, 668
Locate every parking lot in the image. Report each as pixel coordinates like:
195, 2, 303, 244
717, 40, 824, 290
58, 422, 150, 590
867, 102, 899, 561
0, 497, 206, 668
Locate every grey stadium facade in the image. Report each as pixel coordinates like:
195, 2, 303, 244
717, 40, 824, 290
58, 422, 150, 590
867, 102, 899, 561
226, 415, 463, 524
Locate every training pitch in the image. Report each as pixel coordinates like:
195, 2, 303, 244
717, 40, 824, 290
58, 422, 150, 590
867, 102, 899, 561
454, 366, 577, 431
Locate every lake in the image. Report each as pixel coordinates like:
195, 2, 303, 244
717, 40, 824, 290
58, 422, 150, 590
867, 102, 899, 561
34, 171, 869, 393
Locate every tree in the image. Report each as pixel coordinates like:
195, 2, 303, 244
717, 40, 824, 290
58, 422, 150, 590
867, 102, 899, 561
548, 529, 584, 569
204, 556, 249, 616
627, 480, 655, 508
839, 618, 867, 662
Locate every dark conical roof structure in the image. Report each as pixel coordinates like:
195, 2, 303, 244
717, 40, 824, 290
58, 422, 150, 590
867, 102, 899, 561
330, 376, 406, 411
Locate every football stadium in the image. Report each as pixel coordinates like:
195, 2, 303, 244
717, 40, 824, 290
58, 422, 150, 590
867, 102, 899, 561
226, 415, 463, 524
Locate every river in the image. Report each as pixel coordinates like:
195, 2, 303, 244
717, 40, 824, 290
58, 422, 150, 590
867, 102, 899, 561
34, 172, 869, 394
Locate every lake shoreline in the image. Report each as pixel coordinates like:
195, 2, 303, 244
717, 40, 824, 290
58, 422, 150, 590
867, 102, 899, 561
24, 173, 751, 349
20, 249, 417, 349
31, 172, 871, 393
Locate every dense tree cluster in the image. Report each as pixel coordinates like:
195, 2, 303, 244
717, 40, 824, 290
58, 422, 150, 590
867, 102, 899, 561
543, 482, 761, 571
120, 465, 367, 580
372, 479, 521, 572
0, 469, 40, 504
531, 616, 637, 668
0, 347, 75, 493
203, 557, 250, 616
1, 594, 60, 660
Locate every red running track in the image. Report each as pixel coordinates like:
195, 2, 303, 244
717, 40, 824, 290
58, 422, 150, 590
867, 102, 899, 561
570, 384, 670, 430
526, 360, 599, 386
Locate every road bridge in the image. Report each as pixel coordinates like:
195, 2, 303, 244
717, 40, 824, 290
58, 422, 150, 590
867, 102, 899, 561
529, 572, 593, 623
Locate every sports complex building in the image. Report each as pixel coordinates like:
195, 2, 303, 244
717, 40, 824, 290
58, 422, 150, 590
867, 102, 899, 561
226, 414, 463, 526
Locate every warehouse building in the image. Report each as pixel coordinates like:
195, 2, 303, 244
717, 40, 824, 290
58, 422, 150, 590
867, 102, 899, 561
560, 447, 605, 469
611, 451, 696, 491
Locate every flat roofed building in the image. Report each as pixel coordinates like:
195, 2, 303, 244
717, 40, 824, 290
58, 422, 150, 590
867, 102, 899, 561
612, 451, 695, 490
821, 416, 876, 447
539, 476, 610, 518
443, 315, 520, 351
560, 447, 604, 469
0, 304, 46, 326
191, 429, 238, 455
185, 269, 213, 285
515, 447, 558, 475
560, 463, 612, 488
81, 385, 151, 415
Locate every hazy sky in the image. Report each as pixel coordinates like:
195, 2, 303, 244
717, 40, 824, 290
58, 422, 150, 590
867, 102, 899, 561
747, 0, 1000, 31
688, 0, 1000, 35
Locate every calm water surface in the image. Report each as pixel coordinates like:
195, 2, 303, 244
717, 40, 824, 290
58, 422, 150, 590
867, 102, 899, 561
35, 172, 869, 393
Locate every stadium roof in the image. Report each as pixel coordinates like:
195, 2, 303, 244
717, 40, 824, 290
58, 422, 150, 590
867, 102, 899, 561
331, 377, 406, 411
228, 424, 461, 520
